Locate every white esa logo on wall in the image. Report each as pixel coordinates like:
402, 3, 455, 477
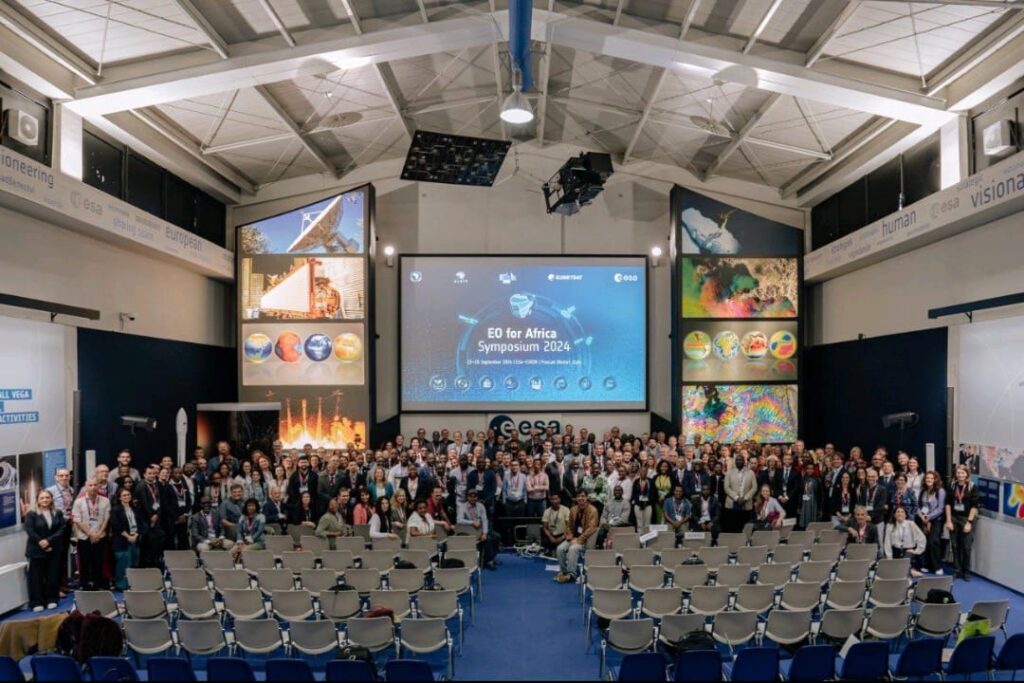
489, 414, 561, 438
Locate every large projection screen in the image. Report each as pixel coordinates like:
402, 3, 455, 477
401, 256, 647, 412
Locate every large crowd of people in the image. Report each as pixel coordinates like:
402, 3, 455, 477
21, 425, 979, 612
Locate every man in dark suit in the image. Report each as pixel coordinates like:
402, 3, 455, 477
544, 452, 571, 504
857, 469, 888, 525
286, 456, 319, 516
466, 459, 498, 517
682, 461, 709, 499
339, 462, 364, 494
708, 462, 727, 503
133, 465, 165, 567
160, 467, 193, 550
779, 454, 802, 519
400, 466, 433, 506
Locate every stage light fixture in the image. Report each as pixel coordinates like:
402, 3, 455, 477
384, 244, 396, 267
500, 86, 534, 124
650, 246, 663, 267
121, 415, 158, 433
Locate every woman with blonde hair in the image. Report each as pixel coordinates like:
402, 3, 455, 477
24, 489, 66, 611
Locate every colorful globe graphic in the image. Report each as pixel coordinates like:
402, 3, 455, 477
769, 330, 797, 359
303, 333, 333, 362
741, 331, 769, 360
274, 331, 303, 362
333, 332, 364, 362
243, 333, 273, 364
683, 330, 712, 360
712, 330, 740, 361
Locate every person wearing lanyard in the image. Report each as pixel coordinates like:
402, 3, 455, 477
24, 490, 66, 611
286, 457, 319, 519
161, 467, 193, 551
845, 505, 879, 552
829, 470, 855, 529
885, 506, 926, 572
631, 464, 657, 530
857, 469, 887, 526
111, 487, 147, 590
502, 461, 528, 519
888, 474, 918, 523
945, 464, 979, 581
133, 465, 165, 569
45, 468, 75, 595
71, 479, 110, 590
916, 471, 946, 575
232, 498, 266, 560
191, 496, 234, 552
662, 484, 692, 546
723, 454, 756, 534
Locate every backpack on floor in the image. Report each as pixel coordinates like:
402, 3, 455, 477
440, 558, 465, 569
394, 560, 417, 570
925, 588, 955, 605
673, 630, 717, 653
56, 610, 86, 658
337, 644, 375, 666
681, 555, 705, 566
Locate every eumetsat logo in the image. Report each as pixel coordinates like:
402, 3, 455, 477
0, 388, 39, 425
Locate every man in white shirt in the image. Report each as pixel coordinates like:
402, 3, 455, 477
71, 479, 111, 589
457, 490, 498, 569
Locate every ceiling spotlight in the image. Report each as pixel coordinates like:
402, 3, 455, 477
383, 245, 395, 257
383, 244, 396, 267
500, 86, 534, 124
651, 246, 663, 258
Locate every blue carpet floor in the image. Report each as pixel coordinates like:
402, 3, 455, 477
8, 554, 1024, 680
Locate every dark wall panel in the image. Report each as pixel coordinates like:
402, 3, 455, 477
803, 328, 948, 471
78, 329, 235, 471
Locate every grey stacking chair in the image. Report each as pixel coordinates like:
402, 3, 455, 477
416, 589, 464, 654
264, 535, 294, 557
344, 568, 383, 595
200, 550, 236, 573
711, 611, 758, 652
734, 584, 775, 614
299, 535, 329, 555
74, 590, 120, 619
875, 558, 911, 580
736, 546, 769, 567
868, 578, 910, 607
241, 550, 276, 575
627, 565, 665, 592
399, 618, 454, 679
336, 536, 367, 555
585, 550, 619, 568
173, 588, 218, 621
272, 589, 315, 621
361, 550, 397, 575
256, 568, 295, 596
372, 536, 402, 552
211, 569, 251, 592
300, 569, 340, 593
281, 551, 316, 573
786, 531, 815, 547
586, 589, 634, 651
169, 568, 208, 591
671, 564, 708, 592
178, 619, 227, 657
809, 543, 843, 564
345, 616, 397, 656
397, 550, 432, 574
321, 550, 356, 571
770, 545, 805, 568
914, 602, 961, 640
370, 589, 412, 619
445, 535, 479, 552
696, 546, 730, 570
233, 618, 285, 655
755, 563, 792, 589
124, 591, 168, 620
717, 533, 747, 553
446, 549, 483, 596
600, 618, 655, 680
639, 587, 683, 619
796, 560, 833, 586
780, 582, 822, 611
650, 531, 677, 550
659, 614, 707, 648
764, 609, 812, 647
288, 526, 307, 546
407, 536, 439, 556
221, 588, 268, 620
750, 530, 780, 549
388, 568, 426, 594
659, 549, 692, 568
818, 608, 865, 643
126, 568, 165, 592
817, 529, 847, 546
843, 543, 879, 562
805, 522, 833, 534
290, 619, 342, 656
968, 600, 1010, 638
433, 567, 475, 621
621, 549, 656, 569
688, 586, 730, 615
585, 565, 625, 593
682, 532, 709, 548
913, 575, 954, 603
319, 589, 362, 622
163, 550, 198, 570
863, 604, 911, 640
611, 533, 642, 550
716, 564, 752, 590
123, 618, 175, 661
825, 580, 866, 609
835, 559, 872, 583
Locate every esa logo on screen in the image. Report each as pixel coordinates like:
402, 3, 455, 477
613, 273, 639, 283
489, 414, 561, 438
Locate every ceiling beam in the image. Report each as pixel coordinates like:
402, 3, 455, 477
780, 117, 899, 198
0, 2, 97, 84
171, 0, 229, 58
253, 85, 338, 174
66, 8, 952, 127
925, 9, 1024, 96
613, 0, 627, 25
255, 0, 297, 47
622, 0, 702, 165
648, 112, 830, 160
804, 1, 862, 67
743, 0, 783, 54
702, 92, 785, 180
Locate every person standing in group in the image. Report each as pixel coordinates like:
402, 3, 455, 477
24, 490, 66, 611
71, 479, 111, 590
916, 471, 946, 575
45, 468, 75, 594
631, 464, 657, 530
110, 487, 146, 590
723, 453, 756, 533
662, 484, 691, 546
133, 465, 165, 569
526, 459, 549, 518
945, 464, 979, 581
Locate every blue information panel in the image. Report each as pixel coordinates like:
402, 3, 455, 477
401, 256, 647, 411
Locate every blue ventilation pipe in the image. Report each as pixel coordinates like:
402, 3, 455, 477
508, 0, 534, 92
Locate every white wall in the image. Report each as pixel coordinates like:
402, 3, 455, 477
232, 147, 806, 429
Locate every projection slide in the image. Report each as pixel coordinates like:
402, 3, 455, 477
682, 321, 798, 382
241, 323, 365, 387
401, 256, 647, 411
958, 316, 1024, 482
674, 188, 802, 256
239, 188, 366, 255
682, 384, 798, 444
240, 256, 365, 321
682, 257, 799, 319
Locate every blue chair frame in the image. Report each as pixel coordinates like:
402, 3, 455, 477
618, 652, 666, 681
266, 658, 316, 682
30, 655, 83, 682
840, 641, 889, 681
787, 644, 835, 681
326, 659, 378, 682
674, 649, 722, 682
946, 636, 995, 680
147, 657, 197, 682
206, 657, 256, 682
892, 638, 943, 680
87, 657, 139, 682
730, 647, 780, 682
0, 656, 23, 683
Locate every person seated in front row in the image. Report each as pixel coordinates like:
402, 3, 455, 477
752, 483, 785, 530
232, 498, 266, 559
541, 491, 569, 556
315, 496, 354, 549
408, 499, 437, 539
690, 482, 721, 544
885, 505, 926, 575
662, 484, 691, 545
190, 496, 234, 553
845, 504, 879, 550
594, 485, 631, 550
555, 490, 598, 584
